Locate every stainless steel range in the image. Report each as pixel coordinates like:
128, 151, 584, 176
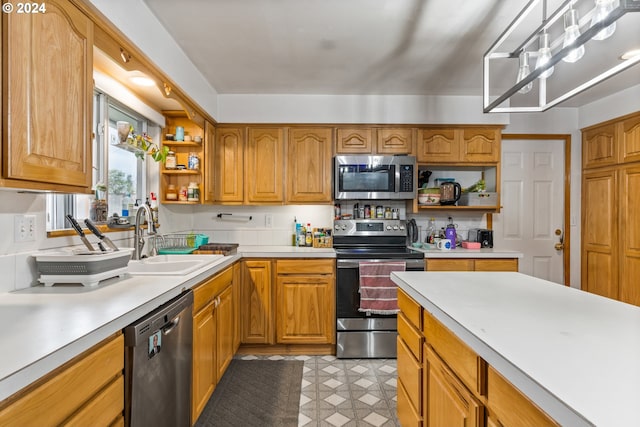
334, 219, 425, 358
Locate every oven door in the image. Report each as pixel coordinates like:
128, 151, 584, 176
336, 258, 424, 320
336, 257, 423, 358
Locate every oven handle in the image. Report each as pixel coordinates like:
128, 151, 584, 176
337, 258, 425, 270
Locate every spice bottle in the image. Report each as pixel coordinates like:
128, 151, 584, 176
165, 151, 177, 169
179, 185, 188, 201
187, 182, 200, 202
166, 184, 177, 200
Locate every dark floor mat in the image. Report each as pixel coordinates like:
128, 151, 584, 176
194, 359, 303, 427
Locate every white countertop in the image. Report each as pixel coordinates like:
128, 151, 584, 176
0, 244, 336, 402
392, 271, 640, 427
411, 246, 523, 258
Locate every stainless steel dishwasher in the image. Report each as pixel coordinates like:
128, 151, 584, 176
124, 290, 193, 427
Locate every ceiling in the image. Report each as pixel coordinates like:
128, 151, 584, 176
140, 0, 639, 109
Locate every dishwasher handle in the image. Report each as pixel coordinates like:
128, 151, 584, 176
162, 315, 181, 335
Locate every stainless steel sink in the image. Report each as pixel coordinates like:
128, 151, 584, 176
127, 254, 224, 276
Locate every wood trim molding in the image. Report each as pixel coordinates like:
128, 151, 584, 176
502, 133, 572, 287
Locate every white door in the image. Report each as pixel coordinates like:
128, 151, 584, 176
493, 139, 565, 284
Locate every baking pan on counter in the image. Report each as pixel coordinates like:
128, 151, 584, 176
194, 243, 239, 255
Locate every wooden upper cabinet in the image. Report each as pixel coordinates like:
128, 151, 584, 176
583, 122, 617, 169
215, 127, 244, 203
377, 128, 414, 154
286, 128, 333, 203
461, 127, 500, 162
417, 126, 501, 164
336, 128, 372, 153
245, 128, 284, 203
2, 0, 93, 191
620, 114, 640, 164
203, 121, 216, 203
417, 128, 458, 163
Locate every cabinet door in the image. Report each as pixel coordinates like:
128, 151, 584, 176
417, 128, 458, 163
620, 113, 640, 164
286, 128, 333, 203
461, 127, 500, 162
474, 259, 519, 272
582, 123, 617, 169
424, 345, 483, 427
619, 165, 640, 306
336, 128, 372, 153
3, 0, 93, 190
397, 336, 422, 415
216, 285, 234, 379
241, 260, 274, 344
202, 121, 216, 203
275, 274, 335, 344
581, 169, 618, 299
232, 262, 242, 352
377, 128, 414, 154
215, 127, 244, 203
246, 128, 284, 203
192, 301, 216, 422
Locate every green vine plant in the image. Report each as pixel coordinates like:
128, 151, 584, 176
124, 125, 169, 162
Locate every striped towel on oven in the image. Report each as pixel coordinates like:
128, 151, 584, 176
358, 261, 406, 315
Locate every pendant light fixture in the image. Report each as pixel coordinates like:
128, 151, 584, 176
483, 0, 640, 113
591, 0, 617, 40
516, 52, 533, 93
562, 7, 586, 62
535, 32, 554, 78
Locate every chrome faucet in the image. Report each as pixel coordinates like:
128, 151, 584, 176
133, 204, 156, 260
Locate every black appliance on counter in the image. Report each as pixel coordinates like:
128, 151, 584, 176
334, 219, 424, 358
468, 228, 494, 248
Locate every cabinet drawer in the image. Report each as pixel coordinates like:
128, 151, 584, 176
397, 378, 423, 427
276, 259, 334, 275
0, 334, 123, 427
398, 288, 422, 329
474, 259, 518, 272
398, 313, 423, 361
62, 375, 124, 427
193, 266, 233, 312
426, 259, 474, 271
423, 310, 485, 395
397, 336, 422, 412
487, 366, 559, 427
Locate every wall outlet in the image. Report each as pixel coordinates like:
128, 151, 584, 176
14, 215, 36, 242
265, 213, 273, 228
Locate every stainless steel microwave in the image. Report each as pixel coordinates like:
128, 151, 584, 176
334, 155, 417, 200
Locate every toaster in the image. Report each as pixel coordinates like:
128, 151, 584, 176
467, 228, 493, 248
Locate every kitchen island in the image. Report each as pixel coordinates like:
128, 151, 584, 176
392, 271, 640, 426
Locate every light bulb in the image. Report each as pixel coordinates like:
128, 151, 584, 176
590, 0, 617, 41
563, 8, 585, 63
516, 52, 533, 94
535, 33, 554, 79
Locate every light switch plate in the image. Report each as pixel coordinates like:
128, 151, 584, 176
14, 215, 36, 242
265, 214, 273, 228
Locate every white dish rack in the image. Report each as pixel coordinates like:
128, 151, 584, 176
35, 248, 134, 287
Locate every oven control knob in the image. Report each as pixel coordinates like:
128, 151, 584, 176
393, 225, 399, 230
335, 225, 340, 231
386, 225, 392, 230
398, 225, 404, 230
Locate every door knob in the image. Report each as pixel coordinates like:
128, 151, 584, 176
555, 243, 564, 251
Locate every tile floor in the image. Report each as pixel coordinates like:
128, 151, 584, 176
238, 354, 399, 427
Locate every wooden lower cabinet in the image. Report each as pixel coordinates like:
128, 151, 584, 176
191, 266, 235, 423
424, 344, 484, 427
486, 367, 558, 427
241, 260, 274, 344
275, 259, 335, 344
398, 291, 558, 427
0, 334, 123, 427
426, 258, 518, 272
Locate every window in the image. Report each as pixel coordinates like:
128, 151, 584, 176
46, 90, 159, 231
